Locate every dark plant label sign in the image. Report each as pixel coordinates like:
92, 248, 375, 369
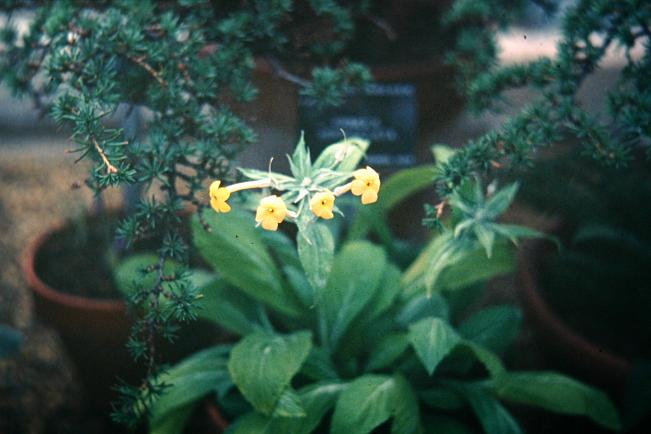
299, 83, 417, 167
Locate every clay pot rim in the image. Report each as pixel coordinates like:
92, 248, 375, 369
517, 237, 632, 383
22, 214, 127, 313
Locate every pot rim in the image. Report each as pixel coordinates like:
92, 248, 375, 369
22, 215, 126, 313
517, 238, 631, 384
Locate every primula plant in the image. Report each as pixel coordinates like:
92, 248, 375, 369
113, 140, 621, 434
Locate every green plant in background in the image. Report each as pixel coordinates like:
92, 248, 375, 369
432, 0, 651, 206
0, 0, 372, 419
113, 140, 620, 433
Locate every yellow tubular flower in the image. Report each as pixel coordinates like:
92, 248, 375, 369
351, 166, 381, 204
310, 190, 335, 219
209, 180, 231, 213
255, 195, 288, 231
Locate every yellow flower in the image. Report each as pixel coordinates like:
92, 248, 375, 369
255, 195, 288, 231
209, 180, 231, 213
351, 166, 380, 204
310, 190, 335, 219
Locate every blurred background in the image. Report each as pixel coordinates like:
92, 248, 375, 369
0, 1, 643, 433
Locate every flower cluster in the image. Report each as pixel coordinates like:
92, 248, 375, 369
208, 164, 380, 231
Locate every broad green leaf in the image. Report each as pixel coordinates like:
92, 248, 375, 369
365, 333, 409, 372
313, 137, 369, 171
283, 265, 314, 308
436, 240, 515, 292
402, 231, 476, 297
150, 345, 231, 427
227, 382, 345, 434
348, 165, 435, 241
458, 304, 522, 353
396, 293, 449, 327
195, 278, 260, 336
228, 331, 312, 415
272, 382, 346, 433
272, 388, 306, 418
192, 210, 302, 317
330, 375, 420, 434
455, 341, 506, 379
297, 222, 335, 293
259, 230, 302, 269
365, 264, 402, 321
458, 384, 523, 434
484, 182, 519, 219
150, 405, 193, 434
390, 375, 422, 434
408, 317, 461, 375
495, 371, 621, 430
319, 241, 386, 349
301, 347, 339, 381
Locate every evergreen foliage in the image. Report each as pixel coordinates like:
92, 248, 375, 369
435, 0, 651, 204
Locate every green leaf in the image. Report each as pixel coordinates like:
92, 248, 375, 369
432, 144, 457, 167
435, 240, 516, 292
150, 405, 193, 434
192, 210, 302, 317
494, 371, 621, 430
272, 388, 306, 418
364, 264, 402, 321
408, 317, 461, 375
330, 375, 420, 434
297, 222, 335, 293
390, 375, 422, 434
458, 304, 522, 353
313, 137, 369, 171
365, 333, 409, 372
458, 384, 523, 434
288, 132, 312, 180
319, 241, 386, 349
227, 382, 346, 434
301, 347, 339, 381
484, 182, 519, 219
455, 341, 506, 379
348, 165, 435, 241
150, 345, 231, 427
474, 224, 496, 258
395, 293, 450, 327
228, 330, 312, 415
259, 230, 302, 269
273, 382, 346, 433
490, 223, 560, 248
195, 278, 260, 336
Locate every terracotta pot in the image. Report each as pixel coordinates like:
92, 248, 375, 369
517, 238, 632, 391
22, 217, 138, 411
